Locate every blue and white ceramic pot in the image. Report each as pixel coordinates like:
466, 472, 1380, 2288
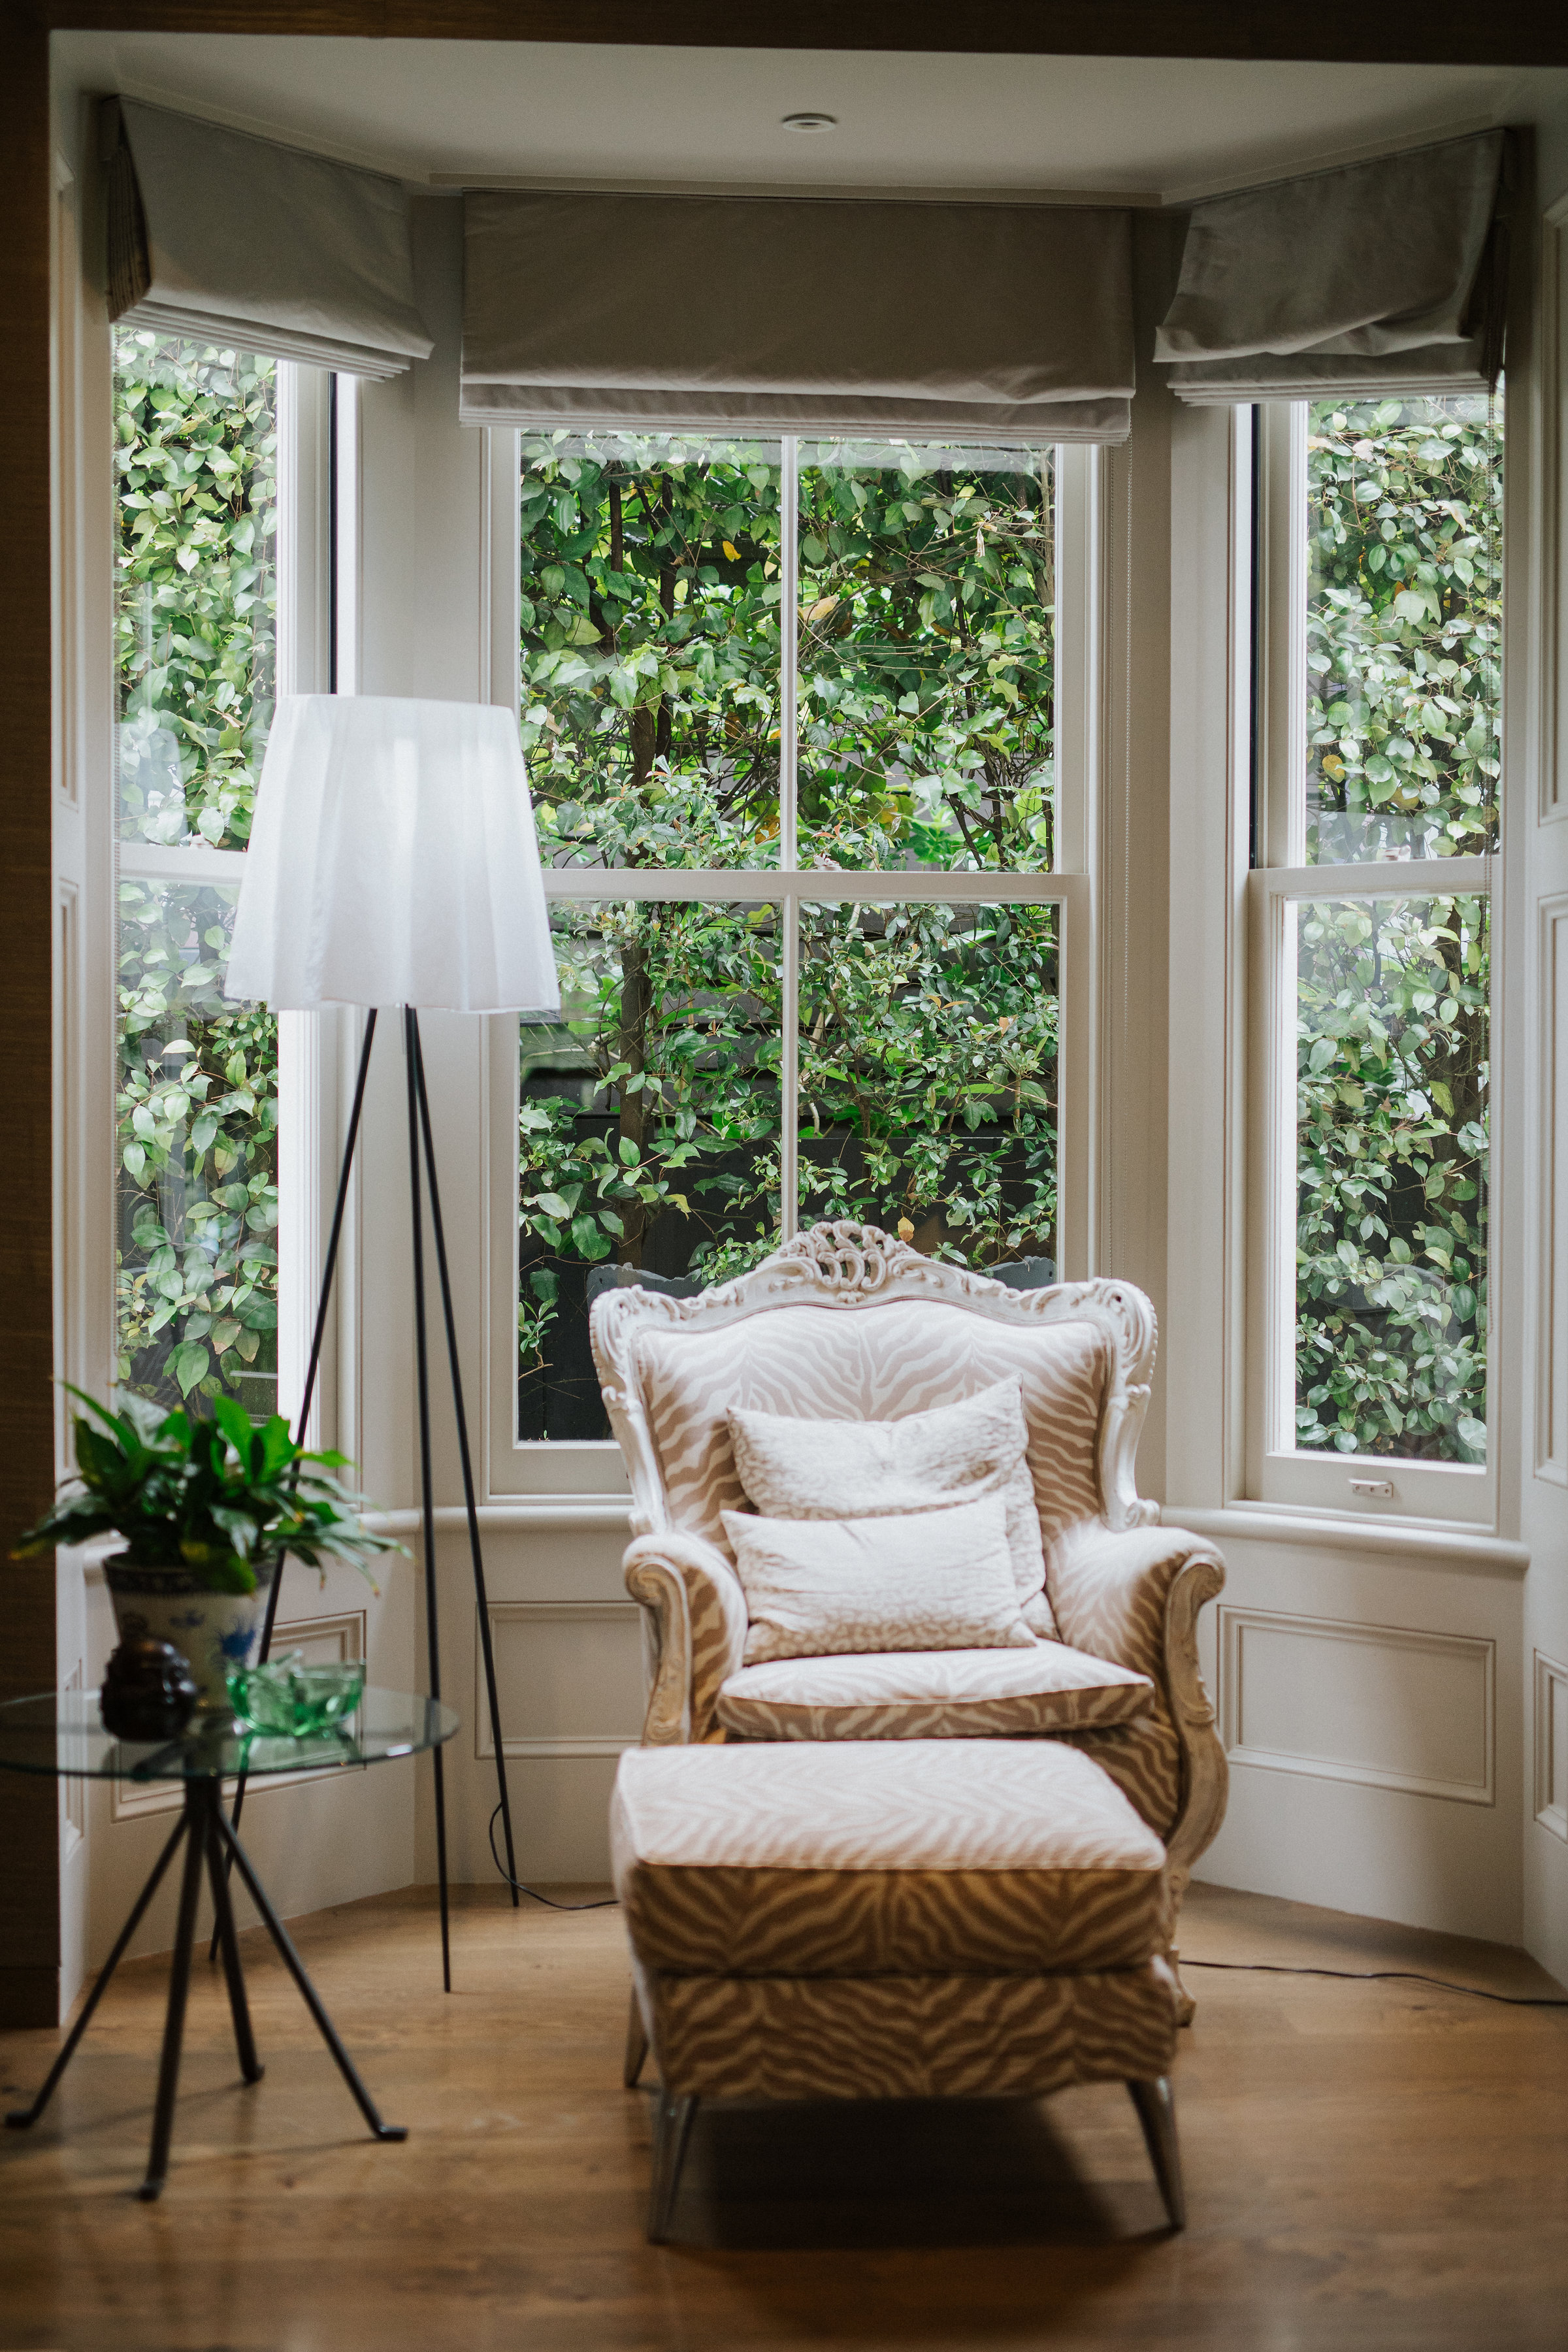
103, 1558, 277, 1714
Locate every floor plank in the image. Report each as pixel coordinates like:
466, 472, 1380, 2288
0, 1880, 1563, 2352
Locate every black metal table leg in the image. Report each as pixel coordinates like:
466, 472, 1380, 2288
213, 1805, 406, 2143
199, 1781, 263, 2085
5, 1811, 189, 2132
139, 1783, 210, 2200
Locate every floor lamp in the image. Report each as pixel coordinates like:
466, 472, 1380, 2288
221, 694, 562, 1990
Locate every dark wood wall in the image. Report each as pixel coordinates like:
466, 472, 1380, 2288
1, 7, 61, 2030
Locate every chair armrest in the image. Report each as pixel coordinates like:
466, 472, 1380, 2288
1049, 1522, 1228, 1878
623, 1529, 749, 1746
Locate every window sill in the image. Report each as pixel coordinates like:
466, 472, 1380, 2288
1162, 1502, 1528, 1575
369, 1499, 634, 1537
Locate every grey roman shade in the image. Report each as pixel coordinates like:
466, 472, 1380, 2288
103, 98, 433, 380
1154, 131, 1512, 405
461, 191, 1135, 444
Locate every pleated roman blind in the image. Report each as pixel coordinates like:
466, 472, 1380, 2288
103, 97, 433, 381
461, 191, 1136, 444
1155, 130, 1514, 404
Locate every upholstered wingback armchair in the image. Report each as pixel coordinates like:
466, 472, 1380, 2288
590, 1220, 1227, 2013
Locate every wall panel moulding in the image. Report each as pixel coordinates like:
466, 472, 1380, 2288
35, 4, 1568, 69
1219, 1605, 1497, 1806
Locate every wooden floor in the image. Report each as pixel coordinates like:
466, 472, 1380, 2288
0, 1878, 1564, 2352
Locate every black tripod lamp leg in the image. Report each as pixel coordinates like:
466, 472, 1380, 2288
5, 1811, 189, 2131
215, 1009, 381, 1961
411, 1014, 519, 1906
139, 1788, 211, 2200
200, 1786, 263, 2085
405, 1007, 451, 1991
214, 1809, 406, 2142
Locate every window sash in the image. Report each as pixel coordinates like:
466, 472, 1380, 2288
1247, 858, 1495, 1526
1247, 393, 1501, 1526
485, 433, 1100, 1494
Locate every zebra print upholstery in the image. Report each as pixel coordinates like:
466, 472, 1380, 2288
591, 1221, 1228, 2019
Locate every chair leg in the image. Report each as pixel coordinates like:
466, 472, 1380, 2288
647, 2089, 698, 2246
623, 1988, 650, 2089
1128, 2076, 1186, 2231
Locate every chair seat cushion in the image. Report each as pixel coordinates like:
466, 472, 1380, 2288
611, 1738, 1170, 1977
715, 1642, 1154, 1741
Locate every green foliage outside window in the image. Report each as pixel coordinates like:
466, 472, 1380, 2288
1295, 397, 1499, 1462
114, 333, 280, 1415
514, 437, 1062, 1435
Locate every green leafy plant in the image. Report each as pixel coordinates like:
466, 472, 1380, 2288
1295, 395, 1498, 1463
13, 1385, 400, 1596
112, 332, 282, 1419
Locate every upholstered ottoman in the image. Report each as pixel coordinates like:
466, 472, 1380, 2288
612, 1737, 1186, 2242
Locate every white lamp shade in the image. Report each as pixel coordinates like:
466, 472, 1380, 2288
224, 695, 562, 1015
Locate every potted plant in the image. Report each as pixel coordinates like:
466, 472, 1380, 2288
14, 1386, 400, 1712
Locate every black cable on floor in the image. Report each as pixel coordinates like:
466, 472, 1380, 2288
1184, 1957, 1568, 2008
488, 1804, 619, 1912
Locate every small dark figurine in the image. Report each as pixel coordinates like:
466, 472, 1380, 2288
100, 1637, 199, 1742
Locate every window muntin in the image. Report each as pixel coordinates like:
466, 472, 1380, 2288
1254, 393, 1500, 1516
113, 331, 282, 1416
509, 431, 1079, 1450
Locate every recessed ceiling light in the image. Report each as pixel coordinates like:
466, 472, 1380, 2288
781, 112, 837, 133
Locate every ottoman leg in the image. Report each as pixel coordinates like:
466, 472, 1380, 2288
1128, 2077, 1186, 2232
648, 2089, 699, 2246
624, 1988, 650, 2089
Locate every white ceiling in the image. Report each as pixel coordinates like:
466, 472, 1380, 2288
51, 35, 1568, 203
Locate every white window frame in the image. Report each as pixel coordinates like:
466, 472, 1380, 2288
109, 356, 338, 1445
1246, 400, 1498, 1528
482, 433, 1103, 1499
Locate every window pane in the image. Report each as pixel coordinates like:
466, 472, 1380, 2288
798, 443, 1055, 874
798, 899, 1059, 1267
518, 434, 782, 869
517, 901, 781, 1440
1294, 893, 1488, 1463
114, 333, 278, 852
114, 330, 280, 1413
116, 881, 279, 1418
1305, 395, 1500, 865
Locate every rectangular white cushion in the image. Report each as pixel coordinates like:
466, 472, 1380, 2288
715, 1642, 1156, 1740
723, 1495, 1037, 1664
728, 1379, 1058, 1639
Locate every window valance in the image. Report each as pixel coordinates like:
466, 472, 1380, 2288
1154, 131, 1512, 405
103, 98, 433, 381
460, 191, 1135, 444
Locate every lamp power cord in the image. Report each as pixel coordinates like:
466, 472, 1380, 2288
1184, 1958, 1568, 2008
489, 1803, 619, 1912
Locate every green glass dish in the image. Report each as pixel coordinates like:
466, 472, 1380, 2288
226, 1653, 367, 1739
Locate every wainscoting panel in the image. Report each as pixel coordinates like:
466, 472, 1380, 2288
479, 1601, 644, 1761
1536, 1652, 1568, 1843
1219, 1604, 1495, 1806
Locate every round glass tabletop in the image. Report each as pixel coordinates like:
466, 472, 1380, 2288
0, 1688, 459, 1784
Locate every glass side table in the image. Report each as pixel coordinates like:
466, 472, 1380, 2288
0, 1687, 459, 2200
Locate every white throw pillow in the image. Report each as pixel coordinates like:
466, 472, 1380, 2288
722, 1495, 1037, 1665
728, 1379, 1058, 1639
